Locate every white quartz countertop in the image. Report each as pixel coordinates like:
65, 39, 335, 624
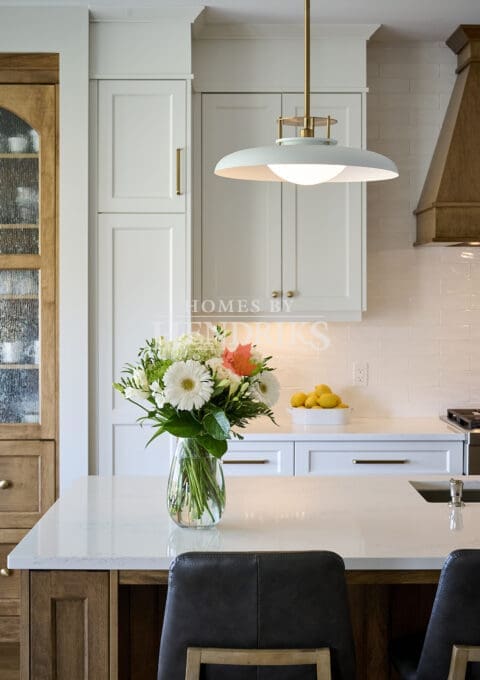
9, 474, 480, 571
240, 416, 464, 440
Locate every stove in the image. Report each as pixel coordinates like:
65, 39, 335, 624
441, 409, 480, 474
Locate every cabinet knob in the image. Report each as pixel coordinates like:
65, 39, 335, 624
0, 568, 12, 577
271, 291, 280, 298
0, 480, 11, 490
286, 290, 295, 298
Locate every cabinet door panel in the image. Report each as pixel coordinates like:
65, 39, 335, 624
282, 93, 363, 318
97, 214, 187, 475
199, 94, 282, 318
98, 81, 186, 213
295, 441, 464, 476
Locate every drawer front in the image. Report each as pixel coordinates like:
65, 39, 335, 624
0, 441, 55, 528
295, 441, 464, 476
223, 441, 294, 476
0, 530, 28, 618
0, 616, 19, 643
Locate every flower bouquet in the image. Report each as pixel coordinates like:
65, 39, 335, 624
114, 328, 279, 527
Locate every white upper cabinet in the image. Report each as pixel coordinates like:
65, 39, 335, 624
282, 93, 363, 318
195, 91, 365, 321
98, 80, 186, 213
199, 94, 282, 317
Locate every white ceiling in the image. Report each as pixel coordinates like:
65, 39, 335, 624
2, 0, 480, 41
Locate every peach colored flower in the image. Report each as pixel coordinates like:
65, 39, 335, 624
222, 343, 257, 377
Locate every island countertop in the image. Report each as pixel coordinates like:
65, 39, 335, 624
9, 474, 480, 571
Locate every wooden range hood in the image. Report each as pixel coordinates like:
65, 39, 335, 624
415, 25, 480, 246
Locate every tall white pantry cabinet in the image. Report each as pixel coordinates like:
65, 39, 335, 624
91, 11, 200, 475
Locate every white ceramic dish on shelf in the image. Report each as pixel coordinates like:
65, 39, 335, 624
287, 406, 352, 426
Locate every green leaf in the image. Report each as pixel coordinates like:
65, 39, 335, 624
197, 435, 228, 459
113, 382, 124, 393
202, 406, 230, 440
163, 412, 202, 438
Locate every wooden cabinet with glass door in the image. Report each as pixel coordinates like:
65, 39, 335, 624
0, 61, 58, 680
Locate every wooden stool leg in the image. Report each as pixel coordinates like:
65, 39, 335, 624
185, 648, 202, 680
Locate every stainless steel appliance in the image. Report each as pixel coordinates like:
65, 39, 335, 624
441, 409, 480, 474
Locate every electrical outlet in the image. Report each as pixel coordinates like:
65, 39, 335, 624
353, 362, 369, 387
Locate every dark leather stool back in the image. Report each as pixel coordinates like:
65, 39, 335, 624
157, 551, 355, 680
416, 550, 480, 680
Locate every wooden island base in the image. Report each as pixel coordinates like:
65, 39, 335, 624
13, 569, 440, 680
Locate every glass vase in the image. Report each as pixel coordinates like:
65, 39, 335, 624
167, 438, 225, 528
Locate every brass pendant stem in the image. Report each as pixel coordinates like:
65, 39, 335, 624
304, 0, 310, 119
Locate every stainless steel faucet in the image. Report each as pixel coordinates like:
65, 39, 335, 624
449, 478, 465, 507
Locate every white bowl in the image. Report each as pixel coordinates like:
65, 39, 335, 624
288, 406, 351, 426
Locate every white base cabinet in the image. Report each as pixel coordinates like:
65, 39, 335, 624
294, 441, 464, 476
222, 439, 464, 477
223, 441, 294, 477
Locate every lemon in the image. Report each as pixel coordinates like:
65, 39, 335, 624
314, 384, 332, 397
318, 393, 341, 408
304, 395, 318, 409
338, 403, 349, 409
311, 404, 323, 409
290, 392, 307, 408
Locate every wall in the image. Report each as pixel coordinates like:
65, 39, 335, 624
215, 41, 480, 418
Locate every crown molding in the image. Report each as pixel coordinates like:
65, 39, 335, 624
90, 5, 204, 24
193, 22, 380, 41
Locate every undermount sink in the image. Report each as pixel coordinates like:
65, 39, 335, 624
410, 480, 480, 503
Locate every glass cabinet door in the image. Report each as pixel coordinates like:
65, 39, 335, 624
0, 85, 55, 437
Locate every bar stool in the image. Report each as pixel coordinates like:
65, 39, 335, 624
157, 551, 356, 680
391, 550, 480, 680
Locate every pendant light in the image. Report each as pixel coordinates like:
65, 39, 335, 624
215, 0, 398, 185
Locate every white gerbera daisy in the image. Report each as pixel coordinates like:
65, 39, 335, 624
163, 360, 213, 411
253, 371, 280, 407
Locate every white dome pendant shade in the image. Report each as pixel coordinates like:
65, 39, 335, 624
215, 137, 399, 183
214, 0, 399, 186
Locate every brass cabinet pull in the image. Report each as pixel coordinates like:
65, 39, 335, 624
271, 291, 280, 298
286, 291, 295, 298
176, 148, 182, 196
352, 459, 408, 465
224, 459, 269, 465
0, 568, 12, 577
0, 480, 11, 489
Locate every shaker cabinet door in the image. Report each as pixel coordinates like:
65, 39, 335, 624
282, 93, 364, 319
97, 213, 187, 475
98, 80, 186, 213
197, 93, 282, 319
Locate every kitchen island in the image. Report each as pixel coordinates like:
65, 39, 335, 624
9, 474, 480, 680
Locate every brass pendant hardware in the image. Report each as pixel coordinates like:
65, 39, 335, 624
275, 1, 337, 143
0, 568, 12, 577
0, 480, 11, 490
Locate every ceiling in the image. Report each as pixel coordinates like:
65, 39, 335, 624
2, 0, 480, 41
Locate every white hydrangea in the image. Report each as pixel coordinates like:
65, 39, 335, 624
170, 333, 222, 362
